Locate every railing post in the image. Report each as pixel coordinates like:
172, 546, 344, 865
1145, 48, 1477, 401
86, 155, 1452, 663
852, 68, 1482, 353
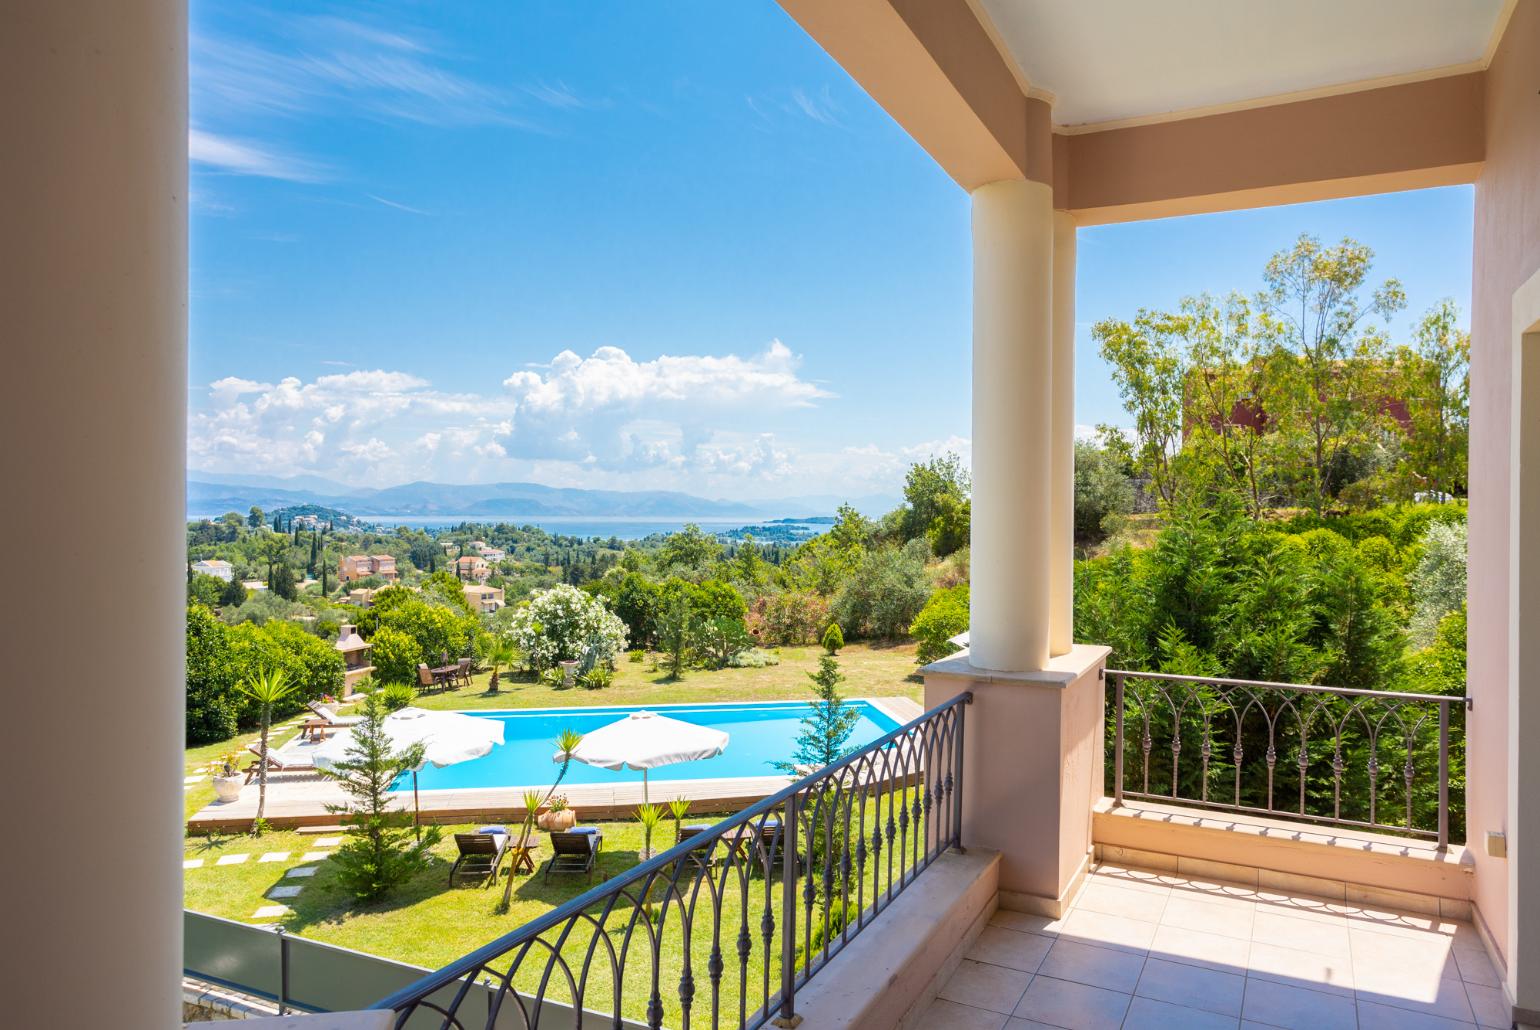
276, 926, 290, 1016
1438, 702, 1450, 852
952, 701, 966, 852
775, 793, 802, 1028
1113, 673, 1125, 807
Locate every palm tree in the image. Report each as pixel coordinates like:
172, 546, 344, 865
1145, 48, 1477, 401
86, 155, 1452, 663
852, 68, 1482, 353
235, 667, 299, 830
485, 639, 518, 694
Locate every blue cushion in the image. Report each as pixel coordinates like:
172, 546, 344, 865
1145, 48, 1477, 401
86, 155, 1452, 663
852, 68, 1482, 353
476, 825, 508, 836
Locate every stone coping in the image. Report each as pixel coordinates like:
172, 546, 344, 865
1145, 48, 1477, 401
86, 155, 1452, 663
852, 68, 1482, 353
1093, 796, 1473, 908
920, 643, 1110, 687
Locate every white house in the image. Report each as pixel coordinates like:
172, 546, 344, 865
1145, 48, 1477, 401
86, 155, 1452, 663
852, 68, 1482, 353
190, 559, 233, 583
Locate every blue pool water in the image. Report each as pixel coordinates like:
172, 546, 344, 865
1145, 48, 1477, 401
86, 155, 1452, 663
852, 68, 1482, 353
392, 701, 902, 792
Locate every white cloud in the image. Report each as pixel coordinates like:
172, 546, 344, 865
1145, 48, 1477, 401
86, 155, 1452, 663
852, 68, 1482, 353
189, 129, 327, 182
189, 343, 847, 489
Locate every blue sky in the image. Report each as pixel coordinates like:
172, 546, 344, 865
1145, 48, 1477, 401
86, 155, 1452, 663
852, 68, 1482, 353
189, 1, 1473, 501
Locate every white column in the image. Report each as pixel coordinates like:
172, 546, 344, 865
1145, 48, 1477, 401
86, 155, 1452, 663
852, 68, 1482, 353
0, 3, 186, 1027
1048, 213, 1077, 656
1508, 317, 1540, 1013
970, 179, 1054, 672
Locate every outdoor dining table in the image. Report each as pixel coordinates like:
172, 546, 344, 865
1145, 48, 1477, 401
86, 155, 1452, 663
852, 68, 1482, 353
429, 664, 459, 689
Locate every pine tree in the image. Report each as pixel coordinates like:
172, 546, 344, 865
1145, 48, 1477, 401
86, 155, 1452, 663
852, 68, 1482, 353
220, 574, 247, 608
777, 655, 859, 771
321, 696, 441, 903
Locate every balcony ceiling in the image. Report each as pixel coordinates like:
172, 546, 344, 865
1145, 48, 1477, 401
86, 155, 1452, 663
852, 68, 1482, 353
975, 0, 1509, 128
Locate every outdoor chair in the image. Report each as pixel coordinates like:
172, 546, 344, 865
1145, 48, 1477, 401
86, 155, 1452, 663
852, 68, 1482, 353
543, 828, 603, 883
456, 658, 473, 687
242, 743, 315, 782
417, 663, 437, 693
449, 828, 510, 886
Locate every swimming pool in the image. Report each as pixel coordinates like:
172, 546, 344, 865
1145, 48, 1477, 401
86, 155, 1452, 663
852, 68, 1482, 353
391, 700, 903, 792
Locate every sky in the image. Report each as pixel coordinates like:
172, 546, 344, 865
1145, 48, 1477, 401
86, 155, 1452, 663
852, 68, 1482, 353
189, 1, 1474, 502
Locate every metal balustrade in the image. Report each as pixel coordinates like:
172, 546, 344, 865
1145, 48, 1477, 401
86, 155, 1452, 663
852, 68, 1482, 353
1107, 669, 1466, 848
373, 692, 972, 1030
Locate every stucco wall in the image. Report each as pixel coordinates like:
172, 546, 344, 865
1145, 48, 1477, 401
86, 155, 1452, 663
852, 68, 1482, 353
1467, 0, 1540, 969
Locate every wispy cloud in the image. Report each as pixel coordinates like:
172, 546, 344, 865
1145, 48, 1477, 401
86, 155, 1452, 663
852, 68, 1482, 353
189, 129, 328, 182
366, 193, 433, 216
521, 80, 604, 111
747, 85, 846, 130
192, 16, 572, 131
790, 87, 842, 127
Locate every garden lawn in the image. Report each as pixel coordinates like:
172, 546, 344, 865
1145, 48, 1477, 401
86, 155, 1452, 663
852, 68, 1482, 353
409, 642, 923, 713
186, 790, 933, 1026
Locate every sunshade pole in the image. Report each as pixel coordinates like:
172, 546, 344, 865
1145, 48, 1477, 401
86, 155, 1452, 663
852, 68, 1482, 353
413, 768, 421, 841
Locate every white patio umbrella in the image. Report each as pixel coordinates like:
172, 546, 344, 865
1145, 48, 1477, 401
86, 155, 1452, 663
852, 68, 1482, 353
313, 707, 504, 835
558, 710, 729, 806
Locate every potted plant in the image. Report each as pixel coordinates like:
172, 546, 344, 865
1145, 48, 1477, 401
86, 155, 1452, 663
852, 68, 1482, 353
559, 659, 580, 687
537, 794, 577, 831
209, 751, 244, 803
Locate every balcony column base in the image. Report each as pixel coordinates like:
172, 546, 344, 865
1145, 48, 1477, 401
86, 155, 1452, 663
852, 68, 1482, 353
923, 643, 1110, 913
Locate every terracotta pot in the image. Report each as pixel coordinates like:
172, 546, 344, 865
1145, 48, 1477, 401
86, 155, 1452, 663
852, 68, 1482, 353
537, 809, 577, 831
212, 774, 244, 803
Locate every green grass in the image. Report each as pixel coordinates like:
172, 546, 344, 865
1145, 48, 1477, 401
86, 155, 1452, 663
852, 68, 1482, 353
183, 642, 931, 1022
407, 642, 923, 713
186, 794, 934, 1025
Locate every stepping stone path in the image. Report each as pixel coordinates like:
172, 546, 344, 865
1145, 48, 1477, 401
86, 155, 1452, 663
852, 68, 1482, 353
313, 837, 342, 847
252, 905, 290, 919
216, 854, 250, 866
257, 852, 290, 863
285, 866, 317, 879
267, 885, 303, 900
184, 775, 206, 785
299, 851, 331, 862
183, 859, 204, 870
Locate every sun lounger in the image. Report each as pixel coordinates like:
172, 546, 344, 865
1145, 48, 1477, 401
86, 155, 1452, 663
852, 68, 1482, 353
543, 828, 603, 883
450, 829, 510, 885
243, 743, 315, 782
306, 700, 363, 727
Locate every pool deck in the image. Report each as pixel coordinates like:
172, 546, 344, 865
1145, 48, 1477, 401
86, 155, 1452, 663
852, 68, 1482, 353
188, 696, 924, 833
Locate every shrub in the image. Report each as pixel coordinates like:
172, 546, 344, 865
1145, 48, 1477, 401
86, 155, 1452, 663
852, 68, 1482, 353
910, 584, 969, 665
628, 649, 645, 663
727, 648, 780, 668
369, 626, 424, 685
1409, 520, 1467, 649
377, 595, 480, 667
580, 666, 614, 690
377, 683, 417, 712
225, 622, 341, 726
754, 591, 831, 646
700, 615, 753, 669
186, 604, 238, 744
821, 622, 844, 655
832, 539, 931, 639
507, 584, 628, 672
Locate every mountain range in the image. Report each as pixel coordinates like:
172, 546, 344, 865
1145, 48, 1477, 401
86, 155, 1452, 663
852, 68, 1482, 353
187, 472, 898, 521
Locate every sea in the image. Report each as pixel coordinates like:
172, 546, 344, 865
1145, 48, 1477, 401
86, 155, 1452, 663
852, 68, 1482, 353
187, 513, 832, 541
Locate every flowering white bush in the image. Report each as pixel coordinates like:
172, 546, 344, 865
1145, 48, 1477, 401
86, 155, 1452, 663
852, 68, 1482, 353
507, 584, 628, 672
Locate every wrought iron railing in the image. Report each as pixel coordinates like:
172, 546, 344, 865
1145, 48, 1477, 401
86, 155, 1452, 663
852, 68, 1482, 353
1107, 670, 1466, 849
373, 692, 972, 1029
